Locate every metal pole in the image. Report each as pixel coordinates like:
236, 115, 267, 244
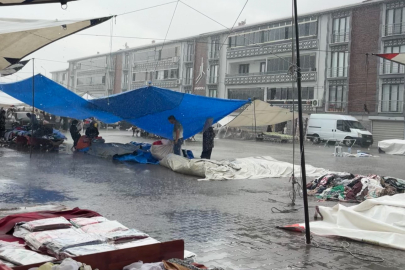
30, 59, 35, 158
253, 98, 257, 136
293, 0, 311, 244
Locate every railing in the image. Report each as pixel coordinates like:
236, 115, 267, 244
331, 31, 350, 44
379, 100, 403, 113
274, 103, 317, 112
226, 68, 316, 78
326, 102, 347, 112
384, 23, 405, 37
184, 54, 194, 62
209, 51, 219, 59
207, 76, 218, 84
380, 62, 405, 74
327, 67, 348, 78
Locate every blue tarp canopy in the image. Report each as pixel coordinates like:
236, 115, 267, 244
0, 75, 248, 139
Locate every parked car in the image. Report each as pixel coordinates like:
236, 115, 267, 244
306, 114, 373, 147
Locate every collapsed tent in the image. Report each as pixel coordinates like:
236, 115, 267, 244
0, 16, 111, 75
280, 194, 405, 251
378, 139, 405, 155
227, 99, 295, 127
90, 86, 248, 139
0, 75, 120, 123
0, 75, 247, 139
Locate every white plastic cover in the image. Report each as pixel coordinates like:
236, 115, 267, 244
69, 217, 108, 228
227, 100, 295, 127
151, 143, 173, 161
20, 217, 72, 232
302, 193, 405, 250
378, 139, 405, 155
123, 261, 164, 270
24, 228, 84, 251
81, 220, 128, 234
105, 229, 148, 244
0, 249, 54, 266
160, 154, 330, 181
45, 234, 105, 258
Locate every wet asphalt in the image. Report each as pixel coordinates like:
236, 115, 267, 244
1, 130, 405, 269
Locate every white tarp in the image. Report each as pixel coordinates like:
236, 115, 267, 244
378, 139, 405, 155
227, 99, 295, 127
302, 194, 405, 250
0, 16, 111, 72
217, 115, 235, 127
160, 155, 330, 181
82, 93, 95, 100
0, 91, 23, 106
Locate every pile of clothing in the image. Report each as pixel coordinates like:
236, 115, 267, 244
307, 173, 405, 202
0, 216, 157, 266
3, 127, 66, 143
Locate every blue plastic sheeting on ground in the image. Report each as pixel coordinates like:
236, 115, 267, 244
113, 149, 159, 164
129, 141, 151, 151
0, 75, 120, 123
91, 86, 248, 139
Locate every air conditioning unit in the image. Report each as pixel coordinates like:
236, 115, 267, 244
311, 99, 321, 107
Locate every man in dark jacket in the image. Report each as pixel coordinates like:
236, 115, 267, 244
70, 120, 81, 149
85, 121, 99, 139
201, 126, 215, 159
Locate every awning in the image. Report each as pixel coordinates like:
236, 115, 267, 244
0, 91, 23, 106
374, 53, 405, 65
0, 0, 75, 6
0, 75, 248, 139
227, 99, 296, 127
0, 16, 111, 75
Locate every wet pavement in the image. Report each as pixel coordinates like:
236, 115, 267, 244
1, 130, 405, 269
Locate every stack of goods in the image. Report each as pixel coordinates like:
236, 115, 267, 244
307, 173, 405, 202
0, 216, 157, 266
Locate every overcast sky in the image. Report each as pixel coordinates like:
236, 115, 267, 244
0, 0, 361, 83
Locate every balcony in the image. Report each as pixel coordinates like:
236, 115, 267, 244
326, 102, 347, 113
327, 67, 348, 78
184, 54, 194, 62
209, 51, 219, 59
379, 100, 403, 113
380, 63, 405, 75
131, 79, 180, 89
383, 23, 405, 37
224, 71, 317, 85
133, 58, 179, 72
207, 76, 218, 84
272, 103, 319, 113
331, 32, 350, 44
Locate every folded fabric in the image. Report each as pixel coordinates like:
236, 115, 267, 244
69, 217, 108, 228
44, 234, 106, 258
105, 229, 148, 244
61, 244, 116, 258
0, 241, 25, 252
123, 261, 164, 270
81, 220, 128, 235
0, 249, 54, 266
19, 217, 72, 232
24, 228, 84, 251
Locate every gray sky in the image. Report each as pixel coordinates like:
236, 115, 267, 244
1, 0, 361, 83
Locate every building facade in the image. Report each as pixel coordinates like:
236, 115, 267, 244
51, 0, 405, 141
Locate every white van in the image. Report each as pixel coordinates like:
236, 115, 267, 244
307, 114, 373, 147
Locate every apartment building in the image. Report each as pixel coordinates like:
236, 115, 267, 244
51, 69, 69, 88
51, 0, 405, 141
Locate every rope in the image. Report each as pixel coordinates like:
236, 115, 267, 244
271, 207, 302, 213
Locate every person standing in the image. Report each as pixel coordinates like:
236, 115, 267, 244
69, 120, 81, 150
0, 110, 6, 137
132, 126, 136, 137
168, 115, 183, 155
201, 126, 215, 159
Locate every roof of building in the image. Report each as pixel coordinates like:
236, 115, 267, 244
50, 68, 68, 74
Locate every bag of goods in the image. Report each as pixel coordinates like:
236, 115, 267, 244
24, 228, 84, 251
151, 143, 173, 160
19, 217, 72, 232
114, 238, 160, 250
44, 234, 106, 258
105, 229, 148, 244
61, 244, 116, 259
81, 221, 127, 235
69, 217, 108, 228
0, 249, 54, 266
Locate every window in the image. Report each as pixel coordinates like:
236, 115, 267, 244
209, 89, 217, 97
330, 51, 348, 77
62, 73, 66, 80
228, 88, 264, 100
123, 74, 128, 88
239, 64, 249, 74
267, 87, 314, 100
328, 85, 346, 112
386, 7, 405, 36
185, 67, 193, 84
155, 70, 164, 80
381, 84, 404, 112
132, 73, 136, 82
186, 44, 194, 61
170, 69, 178, 79
102, 76, 106, 84
337, 120, 350, 132
164, 70, 169, 79
210, 39, 219, 58
383, 45, 405, 74
260, 62, 266, 73
267, 54, 315, 74
209, 65, 218, 83
332, 17, 350, 43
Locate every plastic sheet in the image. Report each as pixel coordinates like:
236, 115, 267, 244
44, 234, 105, 258
123, 261, 164, 270
24, 228, 84, 251
62, 244, 116, 258
114, 238, 160, 250
50, 258, 82, 270
0, 249, 54, 266
81, 221, 128, 235
0, 240, 25, 251
151, 144, 173, 161
19, 217, 72, 232
69, 217, 108, 228
105, 229, 148, 244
